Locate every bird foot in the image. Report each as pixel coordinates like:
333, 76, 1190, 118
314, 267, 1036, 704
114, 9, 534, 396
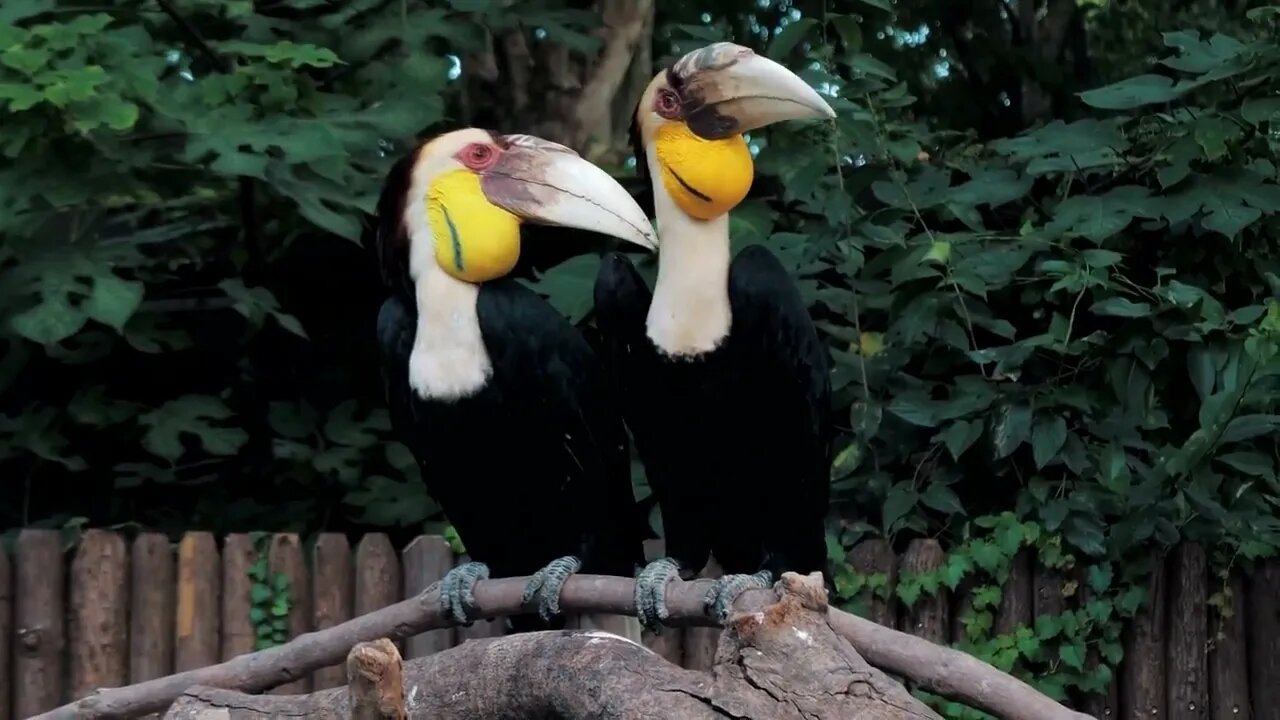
704, 569, 773, 624
634, 557, 683, 634
439, 561, 489, 627
521, 555, 583, 624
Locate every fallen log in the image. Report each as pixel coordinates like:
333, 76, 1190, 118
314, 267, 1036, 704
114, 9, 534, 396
163, 573, 938, 720
37, 573, 1092, 720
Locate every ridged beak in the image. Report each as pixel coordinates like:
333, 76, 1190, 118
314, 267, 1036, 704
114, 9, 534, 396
677, 43, 835, 140
480, 134, 657, 250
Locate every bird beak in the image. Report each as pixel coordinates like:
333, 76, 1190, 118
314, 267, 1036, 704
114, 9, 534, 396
480, 135, 657, 250
677, 44, 836, 140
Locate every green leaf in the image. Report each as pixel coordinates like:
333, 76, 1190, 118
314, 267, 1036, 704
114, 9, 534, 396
993, 404, 1032, 458
1047, 186, 1159, 242
1, 45, 50, 75
1215, 452, 1274, 477
921, 483, 964, 515
1187, 346, 1217, 401
1060, 641, 1087, 670
1090, 298, 1152, 318
1080, 249, 1123, 267
1194, 115, 1235, 161
1078, 74, 1186, 110
882, 485, 918, 530
1031, 416, 1067, 469
85, 273, 144, 332
1242, 96, 1280, 125
831, 15, 862, 53
849, 53, 896, 82
0, 82, 43, 111
140, 395, 249, 461
11, 297, 88, 345
887, 393, 939, 427
857, 0, 894, 11
523, 253, 602, 324
1161, 31, 1246, 75
250, 583, 273, 603
938, 419, 983, 461
1087, 564, 1113, 593
766, 18, 818, 59
1220, 415, 1280, 443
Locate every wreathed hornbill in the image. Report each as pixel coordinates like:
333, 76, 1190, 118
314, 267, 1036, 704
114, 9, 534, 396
373, 128, 655, 635
593, 43, 837, 630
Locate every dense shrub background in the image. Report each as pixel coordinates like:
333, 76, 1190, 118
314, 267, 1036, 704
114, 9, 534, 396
1, 0, 1278, 711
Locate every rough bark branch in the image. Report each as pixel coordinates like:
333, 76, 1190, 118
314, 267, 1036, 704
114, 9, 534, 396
164, 573, 936, 720
346, 639, 405, 720
37, 574, 1091, 720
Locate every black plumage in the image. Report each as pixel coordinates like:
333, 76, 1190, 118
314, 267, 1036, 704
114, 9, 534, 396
594, 244, 833, 601
371, 134, 646, 633
376, 286, 643, 630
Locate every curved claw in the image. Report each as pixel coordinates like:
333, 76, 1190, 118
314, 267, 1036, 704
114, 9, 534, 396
634, 557, 683, 635
521, 555, 583, 624
704, 570, 773, 624
439, 561, 490, 627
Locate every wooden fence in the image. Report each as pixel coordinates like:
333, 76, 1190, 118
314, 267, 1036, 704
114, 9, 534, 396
0, 529, 1277, 720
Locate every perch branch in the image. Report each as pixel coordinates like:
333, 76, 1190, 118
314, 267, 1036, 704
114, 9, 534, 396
163, 573, 936, 720
36, 574, 1091, 720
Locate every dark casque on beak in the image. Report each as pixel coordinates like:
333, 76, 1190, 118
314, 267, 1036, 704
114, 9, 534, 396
672, 42, 836, 140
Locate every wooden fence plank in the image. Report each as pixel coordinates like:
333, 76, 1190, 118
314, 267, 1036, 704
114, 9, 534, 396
1121, 552, 1167, 719
312, 533, 353, 690
129, 533, 174, 720
995, 549, 1033, 636
1033, 562, 1067, 620
1247, 558, 1280, 720
269, 534, 311, 694
1167, 544, 1208, 720
950, 576, 977, 644
682, 555, 723, 672
0, 544, 11, 720
900, 539, 948, 644
174, 532, 219, 672
454, 553, 506, 645
847, 539, 897, 628
220, 534, 255, 661
13, 529, 65, 716
402, 536, 455, 659
69, 529, 129, 699
1209, 572, 1250, 720
355, 534, 401, 626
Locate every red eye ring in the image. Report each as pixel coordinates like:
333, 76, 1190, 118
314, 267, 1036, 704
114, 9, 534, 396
655, 88, 681, 120
459, 142, 498, 170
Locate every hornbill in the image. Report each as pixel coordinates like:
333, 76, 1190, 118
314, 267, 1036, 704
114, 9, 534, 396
373, 128, 654, 636
593, 43, 837, 630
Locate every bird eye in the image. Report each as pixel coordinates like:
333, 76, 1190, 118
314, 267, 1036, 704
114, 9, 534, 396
655, 88, 681, 120
460, 143, 498, 170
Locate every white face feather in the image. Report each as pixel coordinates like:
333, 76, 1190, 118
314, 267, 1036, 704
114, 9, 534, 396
644, 144, 734, 358
403, 130, 496, 402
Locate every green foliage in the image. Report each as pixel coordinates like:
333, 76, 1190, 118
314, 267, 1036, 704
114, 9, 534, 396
531, 7, 1280, 711
248, 533, 292, 650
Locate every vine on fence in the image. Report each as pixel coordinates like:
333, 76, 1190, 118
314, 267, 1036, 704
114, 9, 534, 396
248, 532, 293, 651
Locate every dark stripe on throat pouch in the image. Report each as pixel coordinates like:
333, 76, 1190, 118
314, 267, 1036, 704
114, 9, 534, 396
666, 164, 713, 202
442, 205, 465, 271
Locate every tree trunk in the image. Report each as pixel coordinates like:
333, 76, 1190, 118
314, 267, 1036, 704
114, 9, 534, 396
163, 573, 939, 720
460, 0, 655, 165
